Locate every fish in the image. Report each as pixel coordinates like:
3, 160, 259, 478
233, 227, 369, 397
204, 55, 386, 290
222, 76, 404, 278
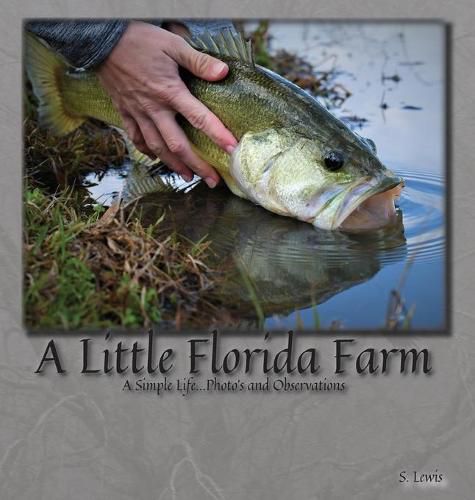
24, 28, 403, 231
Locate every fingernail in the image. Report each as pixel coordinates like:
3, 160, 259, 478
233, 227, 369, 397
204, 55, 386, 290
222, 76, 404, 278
225, 144, 236, 154
213, 62, 228, 78
206, 177, 217, 188
182, 174, 193, 182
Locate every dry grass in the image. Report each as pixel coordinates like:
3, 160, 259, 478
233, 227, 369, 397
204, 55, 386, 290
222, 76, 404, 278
24, 116, 126, 188
24, 183, 226, 330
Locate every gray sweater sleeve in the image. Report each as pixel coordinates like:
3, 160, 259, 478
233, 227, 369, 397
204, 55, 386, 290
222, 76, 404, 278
25, 19, 237, 70
25, 20, 130, 69
175, 19, 238, 37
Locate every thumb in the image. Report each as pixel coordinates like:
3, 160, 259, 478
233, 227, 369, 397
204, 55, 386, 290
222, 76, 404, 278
175, 42, 229, 81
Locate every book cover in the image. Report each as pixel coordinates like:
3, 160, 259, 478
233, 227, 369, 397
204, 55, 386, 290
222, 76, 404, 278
0, 2, 472, 499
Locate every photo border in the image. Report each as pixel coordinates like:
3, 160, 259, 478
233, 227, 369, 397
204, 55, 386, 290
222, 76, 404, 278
21, 18, 451, 336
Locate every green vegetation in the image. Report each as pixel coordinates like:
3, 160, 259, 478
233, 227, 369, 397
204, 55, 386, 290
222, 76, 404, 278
24, 178, 224, 329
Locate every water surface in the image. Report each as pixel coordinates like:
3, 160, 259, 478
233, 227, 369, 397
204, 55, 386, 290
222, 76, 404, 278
87, 22, 447, 331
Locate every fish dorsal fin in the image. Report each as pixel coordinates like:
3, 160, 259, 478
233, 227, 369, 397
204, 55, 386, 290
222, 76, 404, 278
186, 28, 254, 66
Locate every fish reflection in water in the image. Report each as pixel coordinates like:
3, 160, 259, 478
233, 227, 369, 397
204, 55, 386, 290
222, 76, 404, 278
136, 181, 407, 326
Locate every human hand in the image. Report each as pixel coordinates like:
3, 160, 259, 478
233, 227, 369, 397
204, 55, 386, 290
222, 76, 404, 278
97, 21, 237, 187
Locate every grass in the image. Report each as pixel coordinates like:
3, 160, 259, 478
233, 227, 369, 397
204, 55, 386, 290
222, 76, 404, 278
234, 256, 265, 329
24, 106, 125, 187
24, 180, 226, 329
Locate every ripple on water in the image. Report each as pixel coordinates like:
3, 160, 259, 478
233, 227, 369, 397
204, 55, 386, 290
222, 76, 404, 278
396, 169, 445, 264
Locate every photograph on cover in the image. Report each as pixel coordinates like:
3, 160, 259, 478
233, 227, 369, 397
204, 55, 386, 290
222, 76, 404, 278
23, 19, 447, 332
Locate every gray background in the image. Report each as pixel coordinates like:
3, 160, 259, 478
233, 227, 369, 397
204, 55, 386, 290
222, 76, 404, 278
1, 1, 474, 499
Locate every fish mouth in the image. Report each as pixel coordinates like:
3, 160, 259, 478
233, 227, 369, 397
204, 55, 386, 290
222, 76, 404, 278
313, 176, 404, 231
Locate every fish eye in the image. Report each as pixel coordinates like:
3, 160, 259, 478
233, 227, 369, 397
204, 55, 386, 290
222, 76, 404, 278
324, 151, 345, 171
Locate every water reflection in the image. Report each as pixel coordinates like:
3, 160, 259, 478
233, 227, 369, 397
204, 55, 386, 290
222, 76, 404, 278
136, 184, 407, 325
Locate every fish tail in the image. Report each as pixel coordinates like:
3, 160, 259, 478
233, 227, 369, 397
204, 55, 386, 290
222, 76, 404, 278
24, 32, 85, 135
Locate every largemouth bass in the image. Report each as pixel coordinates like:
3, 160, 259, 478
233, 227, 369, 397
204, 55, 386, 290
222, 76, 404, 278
25, 28, 403, 230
